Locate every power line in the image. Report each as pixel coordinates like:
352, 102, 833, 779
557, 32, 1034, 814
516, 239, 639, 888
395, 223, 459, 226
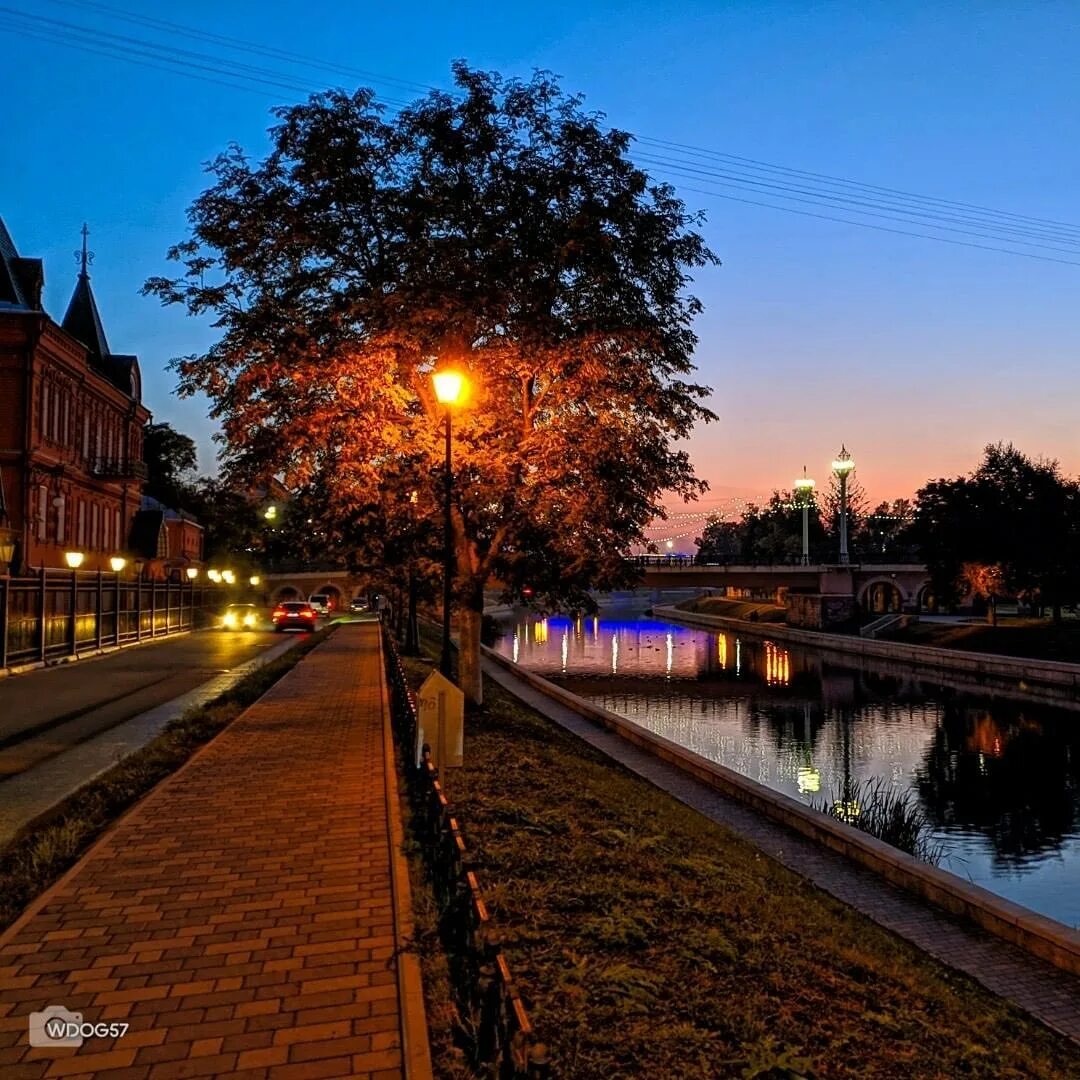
9, 1, 1079, 268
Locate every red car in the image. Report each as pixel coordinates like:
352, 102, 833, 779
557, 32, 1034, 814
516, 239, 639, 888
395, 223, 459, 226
272, 601, 318, 631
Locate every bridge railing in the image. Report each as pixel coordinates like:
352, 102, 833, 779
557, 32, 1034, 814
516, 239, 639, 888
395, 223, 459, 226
0, 571, 216, 671
381, 625, 551, 1079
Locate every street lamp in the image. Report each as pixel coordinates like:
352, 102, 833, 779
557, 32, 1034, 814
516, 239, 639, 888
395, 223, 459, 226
793, 467, 816, 566
207, 569, 221, 583
64, 551, 85, 569
222, 569, 236, 585
831, 446, 855, 565
249, 574, 261, 587
433, 369, 468, 678
109, 556, 126, 573
186, 567, 199, 581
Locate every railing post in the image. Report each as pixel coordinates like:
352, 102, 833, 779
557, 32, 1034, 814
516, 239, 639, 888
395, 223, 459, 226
135, 575, 142, 642
96, 569, 103, 651
150, 579, 157, 636
0, 575, 8, 671
68, 568, 78, 656
38, 566, 47, 661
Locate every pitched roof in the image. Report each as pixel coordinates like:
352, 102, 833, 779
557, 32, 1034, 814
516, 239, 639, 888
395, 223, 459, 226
0, 216, 44, 310
59, 228, 141, 400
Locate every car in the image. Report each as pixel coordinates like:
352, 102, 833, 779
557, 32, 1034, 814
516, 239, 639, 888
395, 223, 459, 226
307, 593, 330, 617
272, 601, 318, 631
221, 603, 259, 631
349, 596, 368, 613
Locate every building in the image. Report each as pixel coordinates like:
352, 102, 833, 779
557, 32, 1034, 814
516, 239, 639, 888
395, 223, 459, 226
0, 219, 151, 573
130, 496, 205, 581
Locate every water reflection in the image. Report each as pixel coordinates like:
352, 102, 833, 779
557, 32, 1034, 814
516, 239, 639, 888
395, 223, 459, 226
493, 609, 1080, 928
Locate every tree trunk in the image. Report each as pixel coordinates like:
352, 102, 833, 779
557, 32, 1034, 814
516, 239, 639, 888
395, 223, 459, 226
458, 601, 484, 706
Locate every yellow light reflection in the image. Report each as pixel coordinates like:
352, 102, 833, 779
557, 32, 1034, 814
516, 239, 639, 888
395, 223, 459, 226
717, 635, 727, 669
535, 618, 548, 645
764, 641, 791, 687
665, 631, 673, 675
796, 766, 821, 794
612, 633, 619, 674
561, 630, 569, 672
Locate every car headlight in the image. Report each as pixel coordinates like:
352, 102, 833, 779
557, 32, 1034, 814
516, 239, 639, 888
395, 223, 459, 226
223, 613, 236, 627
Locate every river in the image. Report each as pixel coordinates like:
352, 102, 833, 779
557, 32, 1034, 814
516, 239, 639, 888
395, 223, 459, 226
491, 601, 1080, 929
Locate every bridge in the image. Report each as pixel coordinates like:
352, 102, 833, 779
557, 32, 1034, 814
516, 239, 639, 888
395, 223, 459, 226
628, 560, 932, 615
260, 561, 931, 618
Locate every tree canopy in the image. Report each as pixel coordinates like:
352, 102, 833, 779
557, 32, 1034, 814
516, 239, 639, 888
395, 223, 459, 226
143, 422, 197, 509
910, 443, 1080, 619
144, 63, 718, 700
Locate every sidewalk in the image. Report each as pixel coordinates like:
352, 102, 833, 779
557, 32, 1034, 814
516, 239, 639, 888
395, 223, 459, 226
0, 623, 431, 1079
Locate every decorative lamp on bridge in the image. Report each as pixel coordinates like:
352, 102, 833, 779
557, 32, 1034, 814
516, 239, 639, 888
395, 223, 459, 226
109, 556, 127, 574
433, 368, 470, 679
64, 551, 85, 570
793, 467, 816, 566
831, 446, 855, 565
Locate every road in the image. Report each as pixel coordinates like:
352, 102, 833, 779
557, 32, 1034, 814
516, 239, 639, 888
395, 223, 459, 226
0, 629, 285, 781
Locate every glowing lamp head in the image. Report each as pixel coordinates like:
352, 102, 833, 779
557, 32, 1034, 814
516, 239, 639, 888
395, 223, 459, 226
831, 445, 855, 480
793, 467, 816, 494
207, 569, 222, 583
249, 575, 261, 587
64, 551, 84, 569
109, 556, 127, 573
432, 370, 466, 406
264, 505, 278, 521
186, 567, 199, 580
222, 570, 236, 585
665, 540, 675, 550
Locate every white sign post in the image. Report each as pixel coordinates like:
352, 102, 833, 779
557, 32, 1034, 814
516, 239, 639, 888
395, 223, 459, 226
417, 669, 465, 769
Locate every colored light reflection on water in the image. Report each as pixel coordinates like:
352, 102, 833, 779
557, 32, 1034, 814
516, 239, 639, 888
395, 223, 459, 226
493, 608, 1080, 929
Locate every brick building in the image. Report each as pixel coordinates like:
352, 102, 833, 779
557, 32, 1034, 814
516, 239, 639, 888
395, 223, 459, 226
0, 219, 151, 573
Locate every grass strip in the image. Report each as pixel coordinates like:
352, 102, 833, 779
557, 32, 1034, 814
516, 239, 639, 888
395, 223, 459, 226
401, 645, 1080, 1079
0, 628, 333, 933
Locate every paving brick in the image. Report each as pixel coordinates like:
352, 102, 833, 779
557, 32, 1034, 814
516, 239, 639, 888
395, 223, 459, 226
0, 628, 421, 1079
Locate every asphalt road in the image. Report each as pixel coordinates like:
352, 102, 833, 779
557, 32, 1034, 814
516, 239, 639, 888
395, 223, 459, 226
0, 628, 289, 779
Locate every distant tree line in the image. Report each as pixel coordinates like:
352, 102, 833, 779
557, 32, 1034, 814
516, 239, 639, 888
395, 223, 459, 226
695, 443, 1080, 622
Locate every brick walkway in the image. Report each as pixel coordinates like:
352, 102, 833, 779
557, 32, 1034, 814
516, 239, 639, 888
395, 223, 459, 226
0, 623, 431, 1079
483, 656, 1080, 1045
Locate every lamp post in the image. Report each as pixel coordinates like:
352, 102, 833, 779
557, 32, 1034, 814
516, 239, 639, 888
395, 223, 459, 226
831, 446, 855, 565
64, 551, 83, 655
793, 467, 816, 566
404, 490, 420, 656
433, 369, 467, 678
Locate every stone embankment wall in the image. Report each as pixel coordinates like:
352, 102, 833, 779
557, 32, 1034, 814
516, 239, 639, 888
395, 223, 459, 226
483, 644, 1080, 977
654, 604, 1080, 706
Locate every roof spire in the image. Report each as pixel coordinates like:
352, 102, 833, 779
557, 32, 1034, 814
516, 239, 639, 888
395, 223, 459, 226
75, 223, 94, 278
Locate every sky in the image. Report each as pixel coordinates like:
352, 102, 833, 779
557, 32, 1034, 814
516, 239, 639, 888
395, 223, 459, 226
3, 0, 1079, 515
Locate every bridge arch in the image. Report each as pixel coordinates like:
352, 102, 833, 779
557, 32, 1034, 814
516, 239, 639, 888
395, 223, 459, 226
857, 577, 905, 615
271, 583, 304, 602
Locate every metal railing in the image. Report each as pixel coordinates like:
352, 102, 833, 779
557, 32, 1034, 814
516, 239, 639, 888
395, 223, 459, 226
382, 626, 551, 1079
0, 570, 213, 670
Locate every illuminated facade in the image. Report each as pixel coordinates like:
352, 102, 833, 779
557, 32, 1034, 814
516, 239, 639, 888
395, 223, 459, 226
0, 219, 150, 572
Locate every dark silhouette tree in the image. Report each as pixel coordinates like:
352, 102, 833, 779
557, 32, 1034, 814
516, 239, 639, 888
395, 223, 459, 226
143, 422, 197, 509
145, 64, 718, 702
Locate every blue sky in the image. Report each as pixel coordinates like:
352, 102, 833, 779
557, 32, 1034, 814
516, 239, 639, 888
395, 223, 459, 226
4, 1, 1079, 509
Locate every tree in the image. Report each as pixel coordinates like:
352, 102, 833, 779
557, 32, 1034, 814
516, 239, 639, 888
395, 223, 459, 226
143, 422, 197, 509
910, 444, 1080, 621
865, 498, 916, 561
144, 65, 718, 702
695, 517, 742, 563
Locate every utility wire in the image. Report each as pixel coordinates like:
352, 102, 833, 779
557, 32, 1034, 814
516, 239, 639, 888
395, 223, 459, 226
9, 1, 1080, 267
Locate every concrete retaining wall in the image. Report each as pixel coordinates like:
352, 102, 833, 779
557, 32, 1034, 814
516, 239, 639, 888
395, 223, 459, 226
483, 644, 1080, 977
654, 605, 1080, 704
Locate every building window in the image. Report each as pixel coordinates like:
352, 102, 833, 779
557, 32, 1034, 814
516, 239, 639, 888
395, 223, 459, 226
62, 394, 71, 446
91, 503, 100, 550
77, 501, 86, 547
114, 509, 121, 553
83, 412, 91, 459
56, 498, 66, 545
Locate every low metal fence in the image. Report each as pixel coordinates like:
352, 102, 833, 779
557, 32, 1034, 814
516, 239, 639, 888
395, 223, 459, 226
382, 626, 551, 1079
0, 570, 215, 670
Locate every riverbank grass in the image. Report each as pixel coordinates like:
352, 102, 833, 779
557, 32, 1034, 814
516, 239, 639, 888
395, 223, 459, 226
0, 629, 332, 933
401, 649, 1080, 1079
